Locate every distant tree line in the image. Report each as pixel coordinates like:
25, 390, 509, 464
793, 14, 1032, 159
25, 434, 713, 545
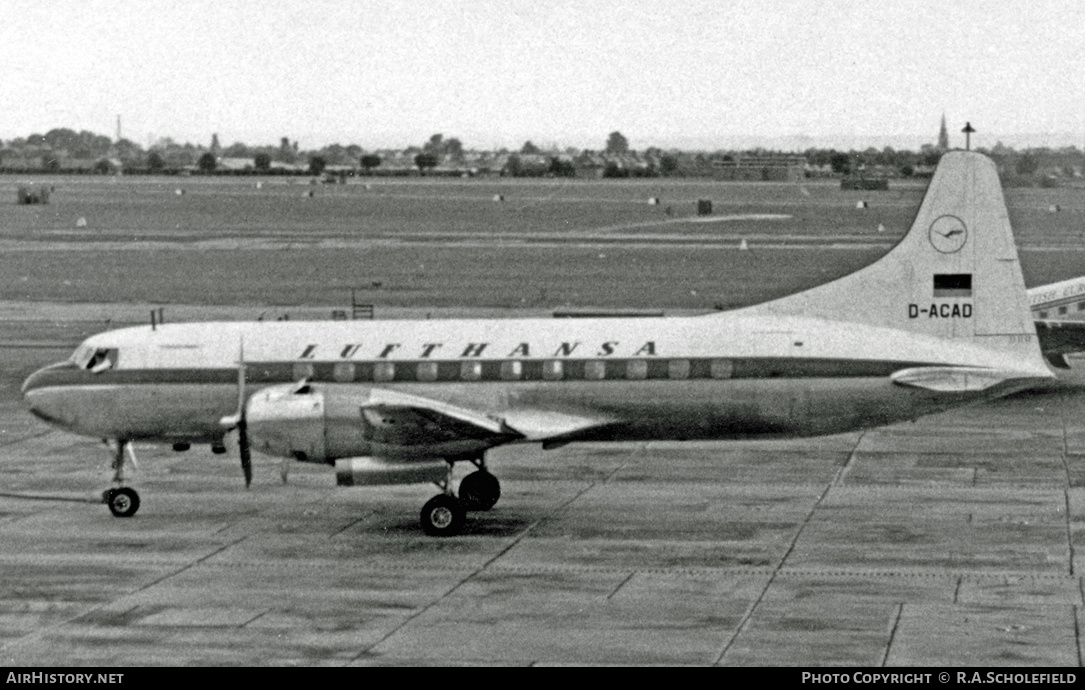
1, 126, 1082, 185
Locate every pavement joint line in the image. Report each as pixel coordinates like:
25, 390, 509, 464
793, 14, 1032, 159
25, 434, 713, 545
0, 536, 249, 657
1, 549, 1079, 581
1076, 604, 1084, 667
327, 512, 377, 538
0, 491, 102, 505
1066, 490, 1076, 578
605, 571, 637, 600
1060, 394, 1077, 578
347, 449, 637, 663
211, 520, 241, 536
834, 431, 866, 486
105, 536, 252, 600
0, 342, 80, 349
37, 556, 1070, 582
0, 430, 53, 449
348, 443, 649, 663
347, 517, 543, 664
600, 441, 649, 482
714, 456, 846, 665
879, 603, 904, 667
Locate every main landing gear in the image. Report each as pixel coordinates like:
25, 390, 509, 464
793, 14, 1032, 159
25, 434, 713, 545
419, 455, 502, 537
101, 440, 141, 518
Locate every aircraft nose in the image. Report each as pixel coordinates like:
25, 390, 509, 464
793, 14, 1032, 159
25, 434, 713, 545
22, 362, 78, 427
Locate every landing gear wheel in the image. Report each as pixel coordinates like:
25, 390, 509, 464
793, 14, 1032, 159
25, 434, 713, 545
420, 494, 465, 537
105, 487, 140, 518
459, 470, 501, 511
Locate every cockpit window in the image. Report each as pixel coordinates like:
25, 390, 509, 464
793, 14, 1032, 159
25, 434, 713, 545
74, 347, 119, 373
70, 346, 94, 368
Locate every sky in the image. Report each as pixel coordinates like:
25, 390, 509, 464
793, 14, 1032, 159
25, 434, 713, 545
3, 0, 1084, 152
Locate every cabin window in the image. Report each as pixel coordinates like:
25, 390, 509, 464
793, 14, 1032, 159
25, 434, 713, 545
292, 362, 314, 381
1059, 306, 1069, 315
460, 361, 482, 381
416, 362, 438, 382
374, 362, 395, 382
584, 360, 606, 380
710, 359, 734, 379
542, 360, 563, 381
668, 359, 690, 379
1078, 302, 1085, 311
626, 360, 647, 380
500, 361, 522, 381
332, 362, 355, 382
1039, 311, 1049, 319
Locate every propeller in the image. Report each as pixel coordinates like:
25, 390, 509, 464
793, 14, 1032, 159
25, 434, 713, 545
220, 338, 252, 488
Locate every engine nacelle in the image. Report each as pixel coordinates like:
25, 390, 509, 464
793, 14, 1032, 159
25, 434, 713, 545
245, 383, 327, 462
244, 382, 515, 463
335, 457, 447, 486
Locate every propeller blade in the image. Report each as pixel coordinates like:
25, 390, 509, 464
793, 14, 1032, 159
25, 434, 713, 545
236, 336, 252, 487
239, 418, 253, 488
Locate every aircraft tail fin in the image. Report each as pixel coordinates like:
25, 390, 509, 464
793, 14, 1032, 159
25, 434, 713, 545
739, 150, 1043, 367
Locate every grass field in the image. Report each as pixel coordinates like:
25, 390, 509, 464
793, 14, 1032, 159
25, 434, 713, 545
0, 175, 1082, 312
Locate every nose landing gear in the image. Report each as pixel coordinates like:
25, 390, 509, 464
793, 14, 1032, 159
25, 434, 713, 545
104, 486, 140, 517
101, 440, 141, 518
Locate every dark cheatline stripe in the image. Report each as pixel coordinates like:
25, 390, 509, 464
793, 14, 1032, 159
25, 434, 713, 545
23, 357, 942, 391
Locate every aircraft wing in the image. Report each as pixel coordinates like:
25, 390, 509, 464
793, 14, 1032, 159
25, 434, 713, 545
1035, 320, 1085, 369
499, 409, 611, 443
359, 388, 518, 446
358, 388, 607, 447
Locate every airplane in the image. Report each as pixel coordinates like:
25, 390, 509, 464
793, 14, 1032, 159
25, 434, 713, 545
1030, 275, 1085, 322
1028, 277, 1085, 373
21, 150, 1056, 536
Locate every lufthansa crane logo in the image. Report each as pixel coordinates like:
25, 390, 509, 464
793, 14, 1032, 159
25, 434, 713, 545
928, 215, 968, 254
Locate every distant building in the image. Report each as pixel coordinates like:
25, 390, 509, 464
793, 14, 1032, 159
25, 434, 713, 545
937, 114, 949, 150
710, 155, 806, 182
216, 157, 255, 171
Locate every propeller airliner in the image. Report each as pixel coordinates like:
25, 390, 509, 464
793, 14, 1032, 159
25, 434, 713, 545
22, 151, 1056, 535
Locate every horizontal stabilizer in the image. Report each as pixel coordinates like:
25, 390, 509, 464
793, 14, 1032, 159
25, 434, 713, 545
1046, 353, 1071, 370
890, 366, 1044, 392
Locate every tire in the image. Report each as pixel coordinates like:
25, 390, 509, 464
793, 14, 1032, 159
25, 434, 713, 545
420, 494, 465, 537
459, 470, 501, 511
106, 487, 140, 518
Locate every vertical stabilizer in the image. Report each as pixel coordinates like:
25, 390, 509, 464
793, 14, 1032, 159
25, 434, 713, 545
739, 151, 1041, 364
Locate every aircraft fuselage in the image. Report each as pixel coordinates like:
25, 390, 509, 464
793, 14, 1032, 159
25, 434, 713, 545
22, 313, 1041, 456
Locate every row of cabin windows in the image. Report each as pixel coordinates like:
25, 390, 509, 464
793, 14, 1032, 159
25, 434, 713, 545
292, 358, 736, 383
1037, 301, 1085, 319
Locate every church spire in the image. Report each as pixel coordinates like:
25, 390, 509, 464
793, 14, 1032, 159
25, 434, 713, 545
938, 113, 949, 150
